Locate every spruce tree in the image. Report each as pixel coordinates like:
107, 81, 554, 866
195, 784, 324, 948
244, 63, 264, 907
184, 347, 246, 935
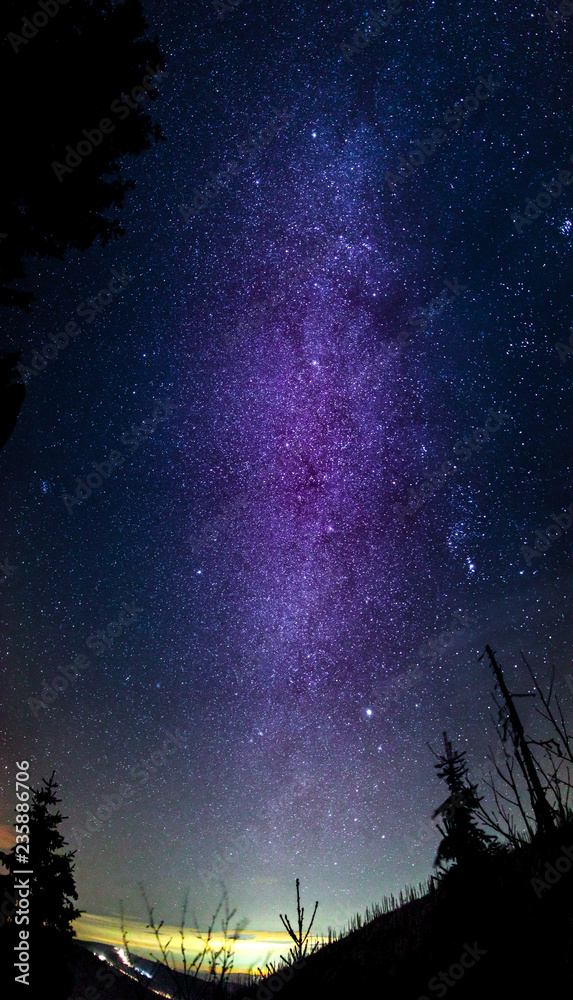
0, 772, 82, 994
429, 731, 497, 870
0, 0, 166, 310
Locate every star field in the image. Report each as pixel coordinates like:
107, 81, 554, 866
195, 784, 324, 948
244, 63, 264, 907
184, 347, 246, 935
2, 0, 573, 943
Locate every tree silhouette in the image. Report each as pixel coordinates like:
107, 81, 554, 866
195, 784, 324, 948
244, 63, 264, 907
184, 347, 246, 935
0, 771, 82, 996
0, 0, 166, 310
429, 731, 497, 871
279, 878, 319, 966
480, 644, 556, 839
476, 648, 571, 845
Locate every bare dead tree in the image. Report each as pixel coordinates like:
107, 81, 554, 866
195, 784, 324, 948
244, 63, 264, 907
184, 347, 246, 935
519, 653, 573, 824
520, 654, 573, 764
477, 742, 536, 847
480, 645, 556, 838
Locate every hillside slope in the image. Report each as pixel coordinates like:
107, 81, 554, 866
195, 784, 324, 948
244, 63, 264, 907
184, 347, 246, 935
247, 822, 573, 1000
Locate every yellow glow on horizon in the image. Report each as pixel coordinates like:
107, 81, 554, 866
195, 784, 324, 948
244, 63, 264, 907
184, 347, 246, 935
73, 913, 326, 974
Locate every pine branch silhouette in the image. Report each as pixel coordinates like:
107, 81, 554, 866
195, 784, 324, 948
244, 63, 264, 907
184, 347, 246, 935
279, 878, 319, 965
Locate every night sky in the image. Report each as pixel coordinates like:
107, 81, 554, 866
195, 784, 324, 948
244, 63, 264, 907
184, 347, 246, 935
3, 0, 573, 969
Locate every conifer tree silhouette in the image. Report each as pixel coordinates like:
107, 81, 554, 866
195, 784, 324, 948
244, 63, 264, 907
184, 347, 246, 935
0, 772, 82, 997
429, 731, 497, 870
0, 0, 166, 310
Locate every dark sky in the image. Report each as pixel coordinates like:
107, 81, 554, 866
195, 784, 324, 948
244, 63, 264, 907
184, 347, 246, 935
2, 0, 573, 940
